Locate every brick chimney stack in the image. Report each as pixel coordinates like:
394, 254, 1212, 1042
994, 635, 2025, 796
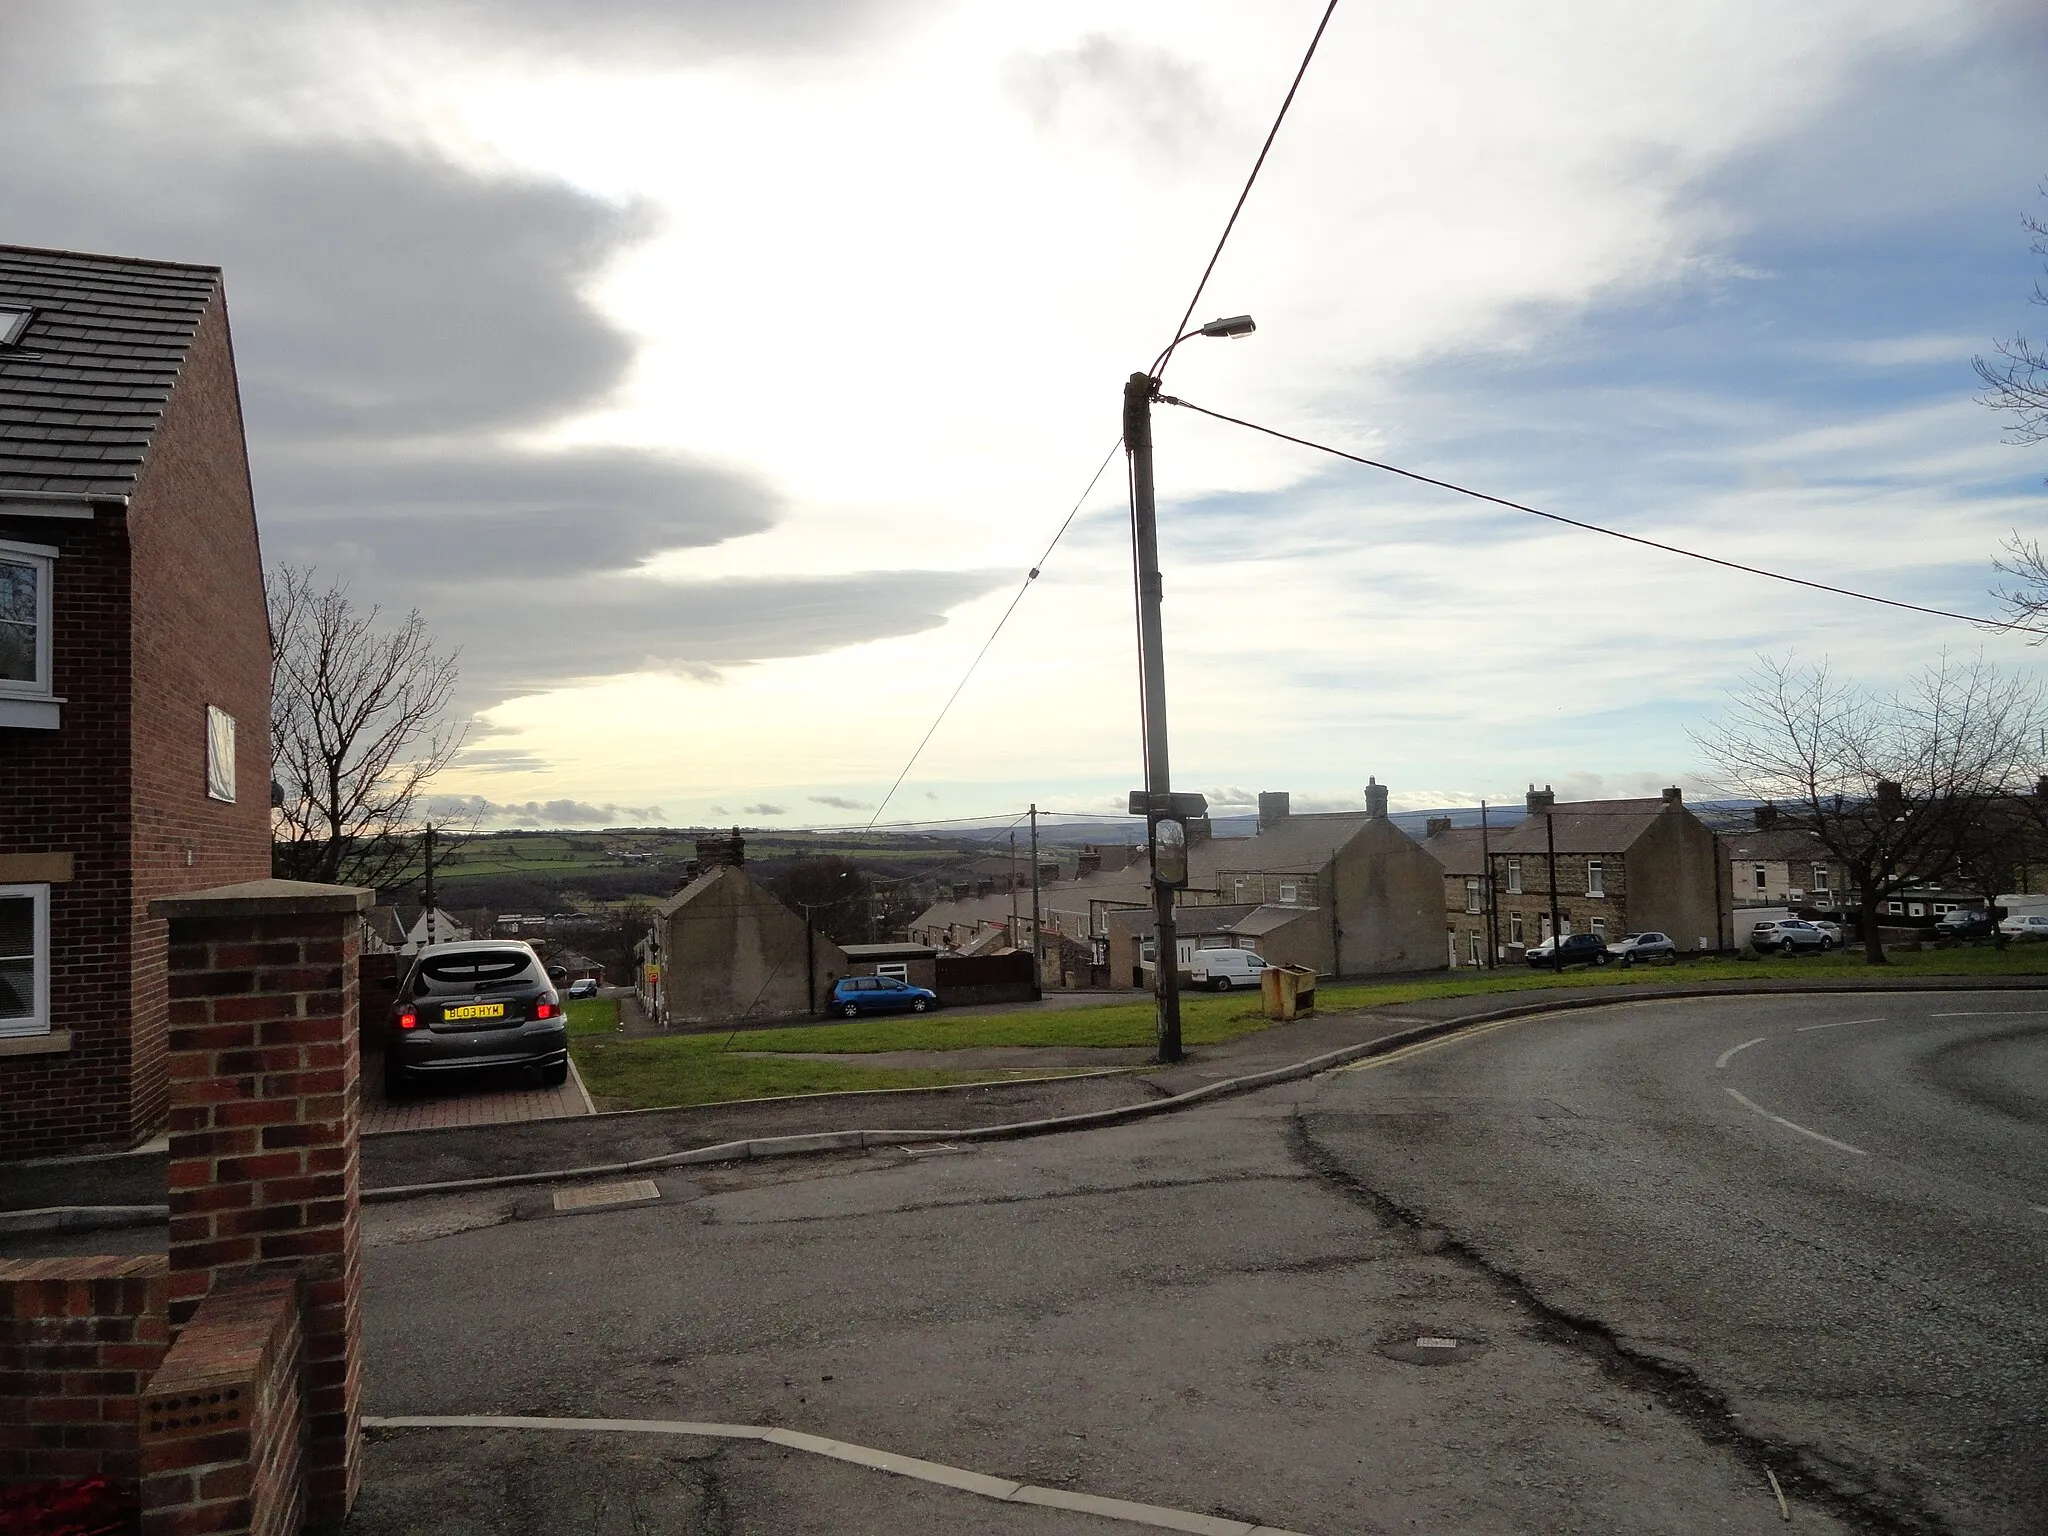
1365, 777, 1389, 819
1426, 816, 1454, 836
1754, 804, 1777, 828
1662, 786, 1684, 806
1526, 784, 1555, 814
695, 827, 745, 870
1258, 791, 1291, 830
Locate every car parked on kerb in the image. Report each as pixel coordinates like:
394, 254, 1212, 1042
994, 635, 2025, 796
1524, 933, 1612, 969
384, 940, 569, 1098
829, 975, 938, 1017
1751, 918, 1832, 953
1607, 931, 1675, 965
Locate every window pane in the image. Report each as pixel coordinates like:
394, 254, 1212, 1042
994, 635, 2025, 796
0, 958, 32, 1020
0, 560, 34, 625
0, 895, 32, 960
0, 619, 32, 684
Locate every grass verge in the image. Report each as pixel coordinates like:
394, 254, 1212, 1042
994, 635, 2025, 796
565, 996, 620, 1038
569, 1034, 1093, 1112
570, 942, 2048, 1109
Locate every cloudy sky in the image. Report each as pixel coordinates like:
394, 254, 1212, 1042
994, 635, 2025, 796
6, 0, 2047, 828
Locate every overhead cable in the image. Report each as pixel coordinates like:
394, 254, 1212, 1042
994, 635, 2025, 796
1160, 393, 2047, 638
863, 440, 1126, 831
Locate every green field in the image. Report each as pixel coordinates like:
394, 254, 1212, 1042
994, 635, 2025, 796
568, 942, 2048, 1109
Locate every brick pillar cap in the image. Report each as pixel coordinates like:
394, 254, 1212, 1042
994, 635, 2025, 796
150, 878, 375, 921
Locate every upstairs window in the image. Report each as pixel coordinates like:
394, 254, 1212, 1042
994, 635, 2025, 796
1586, 859, 1605, 897
1753, 864, 1768, 891
1506, 859, 1522, 894
0, 884, 50, 1038
1278, 881, 1300, 904
1812, 864, 1830, 892
0, 541, 57, 714
1464, 878, 1483, 913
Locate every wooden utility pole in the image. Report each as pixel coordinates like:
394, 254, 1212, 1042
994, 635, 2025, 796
1480, 801, 1498, 967
1029, 804, 1042, 984
1545, 810, 1564, 969
1124, 372, 1184, 1062
1010, 830, 1020, 946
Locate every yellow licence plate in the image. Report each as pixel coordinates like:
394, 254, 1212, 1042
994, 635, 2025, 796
442, 1002, 506, 1022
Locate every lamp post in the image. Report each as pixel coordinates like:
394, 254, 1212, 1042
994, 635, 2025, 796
1124, 315, 1255, 1064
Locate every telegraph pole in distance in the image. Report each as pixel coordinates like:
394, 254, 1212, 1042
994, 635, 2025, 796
1009, 830, 1020, 947
1545, 810, 1564, 970
1125, 372, 1185, 1063
1480, 800, 1498, 968
1029, 804, 1042, 987
421, 823, 437, 947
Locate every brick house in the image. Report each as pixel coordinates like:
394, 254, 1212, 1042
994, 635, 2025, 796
1719, 812, 1854, 912
1488, 785, 1727, 955
0, 245, 272, 1158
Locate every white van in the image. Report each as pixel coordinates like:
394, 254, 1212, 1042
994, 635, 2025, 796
1190, 948, 1270, 991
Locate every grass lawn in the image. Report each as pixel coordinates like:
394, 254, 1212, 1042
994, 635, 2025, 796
570, 1034, 1089, 1112
568, 941, 2048, 1109
565, 996, 620, 1038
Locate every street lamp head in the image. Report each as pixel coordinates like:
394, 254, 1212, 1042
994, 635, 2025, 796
1196, 314, 1256, 339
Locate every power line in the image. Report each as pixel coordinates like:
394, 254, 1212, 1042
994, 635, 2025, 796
1154, 0, 1342, 379
1160, 393, 2048, 639
863, 439, 1125, 831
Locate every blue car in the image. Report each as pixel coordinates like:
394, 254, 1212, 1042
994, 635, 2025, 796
829, 975, 938, 1018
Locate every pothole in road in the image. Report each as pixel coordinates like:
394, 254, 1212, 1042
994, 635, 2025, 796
1376, 1327, 1490, 1366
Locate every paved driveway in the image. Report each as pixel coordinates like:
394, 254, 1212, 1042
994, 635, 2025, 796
361, 1053, 594, 1135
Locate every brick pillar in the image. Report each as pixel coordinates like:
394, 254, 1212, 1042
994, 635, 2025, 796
149, 878, 372, 1531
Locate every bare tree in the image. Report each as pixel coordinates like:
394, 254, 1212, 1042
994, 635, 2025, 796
1695, 654, 2046, 962
268, 566, 468, 891
1974, 185, 2048, 447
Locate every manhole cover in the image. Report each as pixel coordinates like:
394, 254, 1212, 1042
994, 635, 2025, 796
1376, 1328, 1488, 1366
553, 1179, 661, 1213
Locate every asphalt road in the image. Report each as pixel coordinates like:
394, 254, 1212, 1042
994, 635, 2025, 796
1298, 993, 2048, 1536
355, 1079, 1852, 1534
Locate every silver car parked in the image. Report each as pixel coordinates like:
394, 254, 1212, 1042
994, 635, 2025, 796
1751, 919, 1832, 953
384, 940, 569, 1098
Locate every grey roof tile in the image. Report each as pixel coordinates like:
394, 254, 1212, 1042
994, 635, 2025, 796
0, 244, 219, 499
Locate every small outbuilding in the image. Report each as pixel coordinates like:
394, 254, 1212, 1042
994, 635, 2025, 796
840, 942, 939, 992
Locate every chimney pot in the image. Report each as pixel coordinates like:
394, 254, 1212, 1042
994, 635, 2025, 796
1526, 784, 1555, 814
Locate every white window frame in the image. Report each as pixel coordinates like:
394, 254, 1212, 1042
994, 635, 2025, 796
1753, 864, 1768, 891
0, 539, 60, 727
874, 962, 909, 980
1590, 917, 1607, 939
1278, 881, 1299, 904
1885, 900, 1903, 914
1509, 912, 1524, 944
0, 883, 52, 1039
1467, 930, 1482, 965
1586, 859, 1605, 897
1506, 860, 1522, 894
1810, 864, 1829, 892
1464, 878, 1482, 914
1908, 902, 1925, 917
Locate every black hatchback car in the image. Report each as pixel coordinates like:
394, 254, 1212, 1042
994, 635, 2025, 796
384, 941, 569, 1097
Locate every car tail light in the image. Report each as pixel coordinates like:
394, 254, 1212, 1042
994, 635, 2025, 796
535, 1000, 555, 1019
398, 1009, 419, 1030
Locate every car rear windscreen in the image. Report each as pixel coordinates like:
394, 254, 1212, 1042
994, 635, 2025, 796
413, 950, 537, 995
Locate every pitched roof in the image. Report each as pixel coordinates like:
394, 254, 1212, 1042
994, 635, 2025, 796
1209, 813, 1375, 873
0, 245, 220, 501
1491, 799, 1673, 856
1420, 827, 1490, 877
1719, 827, 1832, 862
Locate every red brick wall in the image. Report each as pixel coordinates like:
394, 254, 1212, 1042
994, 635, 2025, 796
139, 1274, 303, 1536
0, 286, 273, 1158
0, 1255, 169, 1495
0, 508, 138, 1157
163, 901, 363, 1526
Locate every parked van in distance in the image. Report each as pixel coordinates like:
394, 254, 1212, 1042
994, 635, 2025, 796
1190, 948, 1271, 991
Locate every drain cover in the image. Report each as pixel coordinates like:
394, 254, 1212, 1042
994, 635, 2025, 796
553, 1179, 661, 1213
1376, 1328, 1488, 1366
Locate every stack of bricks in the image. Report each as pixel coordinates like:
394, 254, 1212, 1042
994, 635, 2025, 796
153, 878, 372, 1529
139, 1275, 303, 1536
0, 1255, 169, 1495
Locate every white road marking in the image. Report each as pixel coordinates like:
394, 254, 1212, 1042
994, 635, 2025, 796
1723, 1088, 1868, 1156
1795, 1017, 1881, 1033
1929, 1011, 2048, 1018
1715, 1037, 1767, 1069
364, 1415, 1310, 1534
